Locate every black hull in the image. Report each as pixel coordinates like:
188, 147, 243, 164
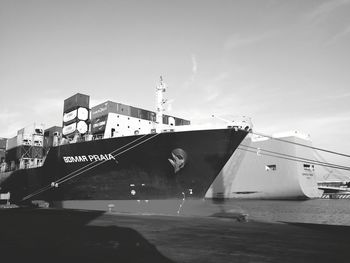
1, 129, 247, 204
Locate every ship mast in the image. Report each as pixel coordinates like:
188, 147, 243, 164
155, 76, 167, 133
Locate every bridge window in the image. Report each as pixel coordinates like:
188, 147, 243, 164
265, 164, 276, 171
303, 164, 314, 171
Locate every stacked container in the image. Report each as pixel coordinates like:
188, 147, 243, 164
0, 138, 7, 164
162, 115, 191, 126
44, 126, 63, 148
91, 101, 132, 119
90, 100, 191, 138
5, 123, 45, 170
90, 101, 133, 136
62, 93, 90, 139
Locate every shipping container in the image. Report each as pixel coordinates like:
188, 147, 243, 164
77, 107, 89, 121
63, 93, 90, 113
130, 106, 139, 118
168, 117, 175, 126
32, 134, 44, 147
162, 115, 169, 125
17, 145, 32, 159
17, 133, 33, 146
91, 115, 108, 134
5, 147, 15, 162
5, 145, 32, 161
6, 136, 17, 150
91, 100, 189, 128
0, 149, 5, 163
44, 126, 62, 138
117, 103, 131, 116
91, 102, 110, 119
91, 101, 117, 119
175, 117, 191, 126
31, 146, 44, 159
17, 123, 44, 136
63, 107, 89, 124
0, 138, 7, 149
62, 123, 77, 136
91, 101, 133, 119
63, 109, 77, 123
76, 121, 88, 134
122, 105, 153, 121
139, 109, 152, 121
44, 126, 62, 149
150, 112, 156, 122
14, 123, 45, 147
108, 101, 120, 114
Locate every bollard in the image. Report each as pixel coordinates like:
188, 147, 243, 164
108, 204, 115, 212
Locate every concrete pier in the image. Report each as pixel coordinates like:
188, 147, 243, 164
0, 207, 348, 263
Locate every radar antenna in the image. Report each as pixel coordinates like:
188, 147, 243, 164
155, 76, 167, 132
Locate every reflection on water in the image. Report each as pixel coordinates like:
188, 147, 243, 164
206, 199, 350, 226
55, 198, 350, 226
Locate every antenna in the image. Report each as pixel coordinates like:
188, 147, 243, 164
155, 76, 167, 132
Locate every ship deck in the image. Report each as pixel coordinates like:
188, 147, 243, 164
0, 207, 348, 263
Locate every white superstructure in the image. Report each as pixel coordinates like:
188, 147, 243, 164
206, 131, 323, 199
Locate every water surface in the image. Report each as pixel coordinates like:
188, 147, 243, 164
208, 199, 350, 225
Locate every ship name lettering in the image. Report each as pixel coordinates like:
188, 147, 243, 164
63, 156, 88, 163
87, 154, 115, 162
63, 154, 115, 163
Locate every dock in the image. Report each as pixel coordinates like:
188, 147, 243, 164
0, 207, 348, 263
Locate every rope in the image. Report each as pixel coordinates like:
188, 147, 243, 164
249, 130, 350, 158
50, 133, 150, 185
57, 133, 160, 185
238, 147, 350, 172
21, 133, 160, 202
240, 144, 350, 171
21, 134, 150, 201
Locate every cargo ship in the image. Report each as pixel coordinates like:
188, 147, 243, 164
0, 78, 248, 213
206, 131, 323, 199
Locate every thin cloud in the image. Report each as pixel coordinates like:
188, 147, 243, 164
305, 0, 350, 22
304, 0, 350, 45
329, 91, 350, 99
310, 114, 350, 125
191, 54, 197, 75
325, 24, 350, 45
224, 33, 271, 50
183, 54, 198, 88
309, 91, 350, 102
32, 97, 63, 115
202, 72, 232, 103
0, 111, 22, 138
0, 97, 64, 137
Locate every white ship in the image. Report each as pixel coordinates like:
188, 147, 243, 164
206, 131, 323, 199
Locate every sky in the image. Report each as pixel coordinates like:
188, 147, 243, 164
1, 0, 350, 174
